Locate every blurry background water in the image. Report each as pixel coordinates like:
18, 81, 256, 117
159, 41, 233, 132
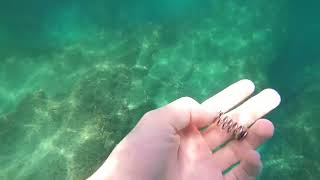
0, 0, 319, 179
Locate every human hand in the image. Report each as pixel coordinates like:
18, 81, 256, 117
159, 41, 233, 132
88, 79, 281, 180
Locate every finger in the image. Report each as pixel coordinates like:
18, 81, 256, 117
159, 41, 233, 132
224, 150, 262, 180
202, 88, 280, 149
200, 79, 255, 147
212, 119, 274, 171
202, 79, 255, 114
138, 97, 213, 133
230, 89, 281, 127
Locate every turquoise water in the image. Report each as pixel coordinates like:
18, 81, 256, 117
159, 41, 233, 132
0, 0, 319, 179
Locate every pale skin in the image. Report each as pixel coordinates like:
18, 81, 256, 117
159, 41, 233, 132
88, 79, 281, 180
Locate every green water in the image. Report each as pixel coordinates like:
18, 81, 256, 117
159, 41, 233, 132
0, 0, 319, 179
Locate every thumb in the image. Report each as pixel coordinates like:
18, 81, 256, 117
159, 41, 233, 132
137, 97, 217, 134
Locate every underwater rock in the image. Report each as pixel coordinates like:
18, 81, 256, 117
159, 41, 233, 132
0, 61, 157, 179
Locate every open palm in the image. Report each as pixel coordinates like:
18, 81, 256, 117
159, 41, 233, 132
88, 80, 280, 180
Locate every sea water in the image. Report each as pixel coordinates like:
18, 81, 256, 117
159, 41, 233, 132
0, 0, 319, 179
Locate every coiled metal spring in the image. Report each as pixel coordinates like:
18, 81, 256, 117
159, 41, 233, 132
214, 111, 248, 140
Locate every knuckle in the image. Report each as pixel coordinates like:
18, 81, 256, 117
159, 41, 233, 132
142, 109, 158, 120
179, 96, 196, 103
